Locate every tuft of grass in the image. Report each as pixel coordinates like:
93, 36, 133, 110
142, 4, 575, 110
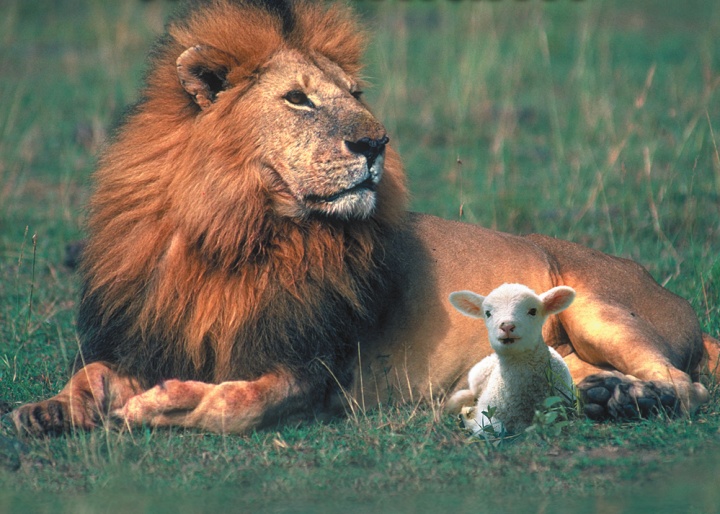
1, 0, 719, 511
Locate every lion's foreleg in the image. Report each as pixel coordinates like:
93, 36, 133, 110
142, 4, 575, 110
116, 370, 305, 434
11, 362, 143, 436
559, 294, 711, 419
564, 348, 709, 420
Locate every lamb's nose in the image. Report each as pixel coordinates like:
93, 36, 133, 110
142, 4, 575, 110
500, 322, 515, 336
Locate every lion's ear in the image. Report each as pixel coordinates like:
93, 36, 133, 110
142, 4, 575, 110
176, 45, 238, 109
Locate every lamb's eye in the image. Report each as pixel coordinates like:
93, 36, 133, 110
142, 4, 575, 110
528, 308, 537, 316
485, 310, 491, 318
284, 90, 314, 107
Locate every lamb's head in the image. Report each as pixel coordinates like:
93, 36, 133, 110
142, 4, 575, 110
449, 284, 576, 355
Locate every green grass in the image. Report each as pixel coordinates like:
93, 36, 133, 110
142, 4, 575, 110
1, 0, 720, 511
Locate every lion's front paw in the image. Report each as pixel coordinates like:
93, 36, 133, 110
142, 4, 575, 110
113, 379, 210, 427
114, 391, 160, 425
11, 399, 97, 437
578, 371, 680, 421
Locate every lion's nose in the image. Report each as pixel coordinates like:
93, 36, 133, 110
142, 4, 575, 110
344, 135, 388, 168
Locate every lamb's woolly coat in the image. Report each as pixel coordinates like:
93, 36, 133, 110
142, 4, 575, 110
462, 341, 573, 433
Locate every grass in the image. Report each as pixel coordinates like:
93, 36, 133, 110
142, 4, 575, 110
1, 0, 720, 511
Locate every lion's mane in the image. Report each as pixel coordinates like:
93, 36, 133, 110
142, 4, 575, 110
76, 0, 407, 394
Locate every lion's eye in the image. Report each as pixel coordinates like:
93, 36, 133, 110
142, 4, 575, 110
284, 90, 314, 107
528, 308, 537, 316
351, 90, 363, 100
485, 310, 491, 318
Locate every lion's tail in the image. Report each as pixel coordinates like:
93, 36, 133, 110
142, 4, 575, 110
699, 333, 720, 381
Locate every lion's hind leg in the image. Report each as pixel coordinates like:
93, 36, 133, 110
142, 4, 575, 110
11, 362, 142, 437
116, 369, 306, 434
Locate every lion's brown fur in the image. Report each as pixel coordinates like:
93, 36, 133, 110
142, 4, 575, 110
77, 0, 407, 390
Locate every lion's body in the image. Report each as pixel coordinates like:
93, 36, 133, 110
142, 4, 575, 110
347, 214, 708, 407
12, 0, 718, 436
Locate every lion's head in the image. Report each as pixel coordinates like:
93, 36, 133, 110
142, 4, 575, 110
176, 43, 392, 221
79, 0, 407, 385
211, 47, 391, 220
135, 0, 405, 225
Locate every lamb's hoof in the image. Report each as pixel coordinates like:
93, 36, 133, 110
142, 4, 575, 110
458, 406, 475, 424
578, 371, 679, 421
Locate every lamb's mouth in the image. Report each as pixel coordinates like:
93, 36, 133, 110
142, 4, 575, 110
305, 176, 376, 204
500, 337, 520, 345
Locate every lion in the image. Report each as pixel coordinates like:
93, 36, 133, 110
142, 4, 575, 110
11, 0, 720, 436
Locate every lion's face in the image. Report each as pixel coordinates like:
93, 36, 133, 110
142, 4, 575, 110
253, 50, 388, 220
179, 46, 388, 221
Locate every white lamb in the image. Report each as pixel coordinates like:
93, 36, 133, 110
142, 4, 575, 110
447, 283, 576, 435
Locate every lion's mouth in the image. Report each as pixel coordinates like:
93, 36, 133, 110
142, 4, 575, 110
304, 176, 377, 204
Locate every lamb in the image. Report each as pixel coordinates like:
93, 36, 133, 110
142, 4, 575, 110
447, 283, 576, 435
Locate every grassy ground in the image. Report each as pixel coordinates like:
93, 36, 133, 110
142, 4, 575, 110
1, 0, 719, 511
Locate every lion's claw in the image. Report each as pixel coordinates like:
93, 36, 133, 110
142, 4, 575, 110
11, 400, 73, 437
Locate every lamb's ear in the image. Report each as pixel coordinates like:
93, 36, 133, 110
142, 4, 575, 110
176, 45, 237, 109
539, 286, 576, 315
449, 291, 486, 319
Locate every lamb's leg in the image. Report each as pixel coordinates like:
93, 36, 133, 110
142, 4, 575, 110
11, 362, 142, 437
445, 389, 475, 415
446, 356, 497, 415
463, 402, 504, 436
115, 369, 306, 434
